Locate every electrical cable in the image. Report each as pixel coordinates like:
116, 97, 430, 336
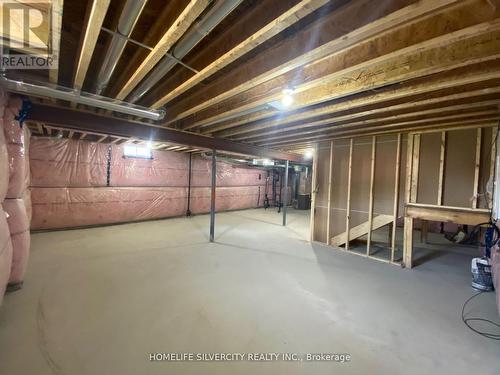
461, 291, 500, 340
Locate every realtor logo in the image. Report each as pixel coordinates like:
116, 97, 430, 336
0, 0, 56, 69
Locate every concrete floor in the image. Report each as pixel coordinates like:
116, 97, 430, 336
0, 208, 499, 375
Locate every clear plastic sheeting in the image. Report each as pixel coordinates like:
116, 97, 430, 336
0, 118, 9, 202
3, 198, 30, 284
29, 137, 270, 230
3, 98, 30, 199
110, 144, 188, 187
30, 138, 108, 187
0, 208, 13, 305
30, 185, 266, 230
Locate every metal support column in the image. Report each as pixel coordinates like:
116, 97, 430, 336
283, 160, 289, 226
186, 152, 192, 216
210, 150, 217, 242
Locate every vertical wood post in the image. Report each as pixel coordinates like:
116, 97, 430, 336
472, 128, 482, 208
437, 131, 446, 206
391, 133, 402, 262
403, 134, 415, 268
309, 143, 319, 242
367, 136, 376, 256
326, 141, 334, 244
489, 126, 497, 209
345, 139, 354, 251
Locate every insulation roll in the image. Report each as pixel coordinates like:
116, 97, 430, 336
0, 208, 13, 304
0, 118, 8, 201
3, 199, 30, 285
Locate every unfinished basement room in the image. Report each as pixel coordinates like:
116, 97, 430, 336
1, 0, 500, 374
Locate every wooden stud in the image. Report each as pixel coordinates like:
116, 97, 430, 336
152, 0, 330, 109
79, 132, 87, 140
116, 0, 211, 100
472, 128, 482, 208
345, 139, 354, 251
437, 132, 446, 205
489, 126, 497, 209
403, 217, 414, 268
309, 143, 319, 242
326, 141, 334, 245
73, 0, 111, 89
366, 136, 376, 256
420, 220, 428, 244
96, 135, 107, 143
410, 134, 421, 203
68, 130, 74, 139
391, 133, 402, 262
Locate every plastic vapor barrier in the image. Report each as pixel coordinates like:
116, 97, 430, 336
0, 208, 13, 304
2, 199, 30, 284
29, 138, 269, 230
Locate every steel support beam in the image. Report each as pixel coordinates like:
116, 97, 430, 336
210, 150, 217, 242
27, 104, 306, 163
186, 152, 192, 216
282, 160, 289, 226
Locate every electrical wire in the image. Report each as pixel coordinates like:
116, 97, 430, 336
461, 291, 500, 340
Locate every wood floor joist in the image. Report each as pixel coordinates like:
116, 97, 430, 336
116, 0, 211, 100
151, 0, 331, 110
162, 0, 459, 126
234, 88, 500, 141
207, 64, 500, 136
175, 1, 499, 132
73, 0, 111, 90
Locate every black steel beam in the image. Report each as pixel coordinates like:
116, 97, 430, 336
28, 103, 307, 163
210, 150, 216, 242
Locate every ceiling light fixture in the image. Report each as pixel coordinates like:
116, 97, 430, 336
281, 88, 294, 108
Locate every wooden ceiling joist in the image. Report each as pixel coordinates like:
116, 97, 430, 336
166, 0, 462, 126
182, 18, 500, 136
73, 0, 111, 90
151, 0, 331, 109
116, 0, 212, 101
237, 90, 500, 142
211, 65, 500, 138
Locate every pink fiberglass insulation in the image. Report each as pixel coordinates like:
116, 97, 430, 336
2, 198, 30, 284
22, 189, 32, 225
30, 185, 266, 230
0, 119, 8, 202
191, 157, 267, 187
110, 144, 188, 187
3, 100, 30, 198
0, 208, 13, 304
30, 137, 108, 187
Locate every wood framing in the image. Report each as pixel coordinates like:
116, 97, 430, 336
366, 136, 376, 255
391, 134, 402, 262
326, 141, 334, 245
406, 203, 490, 225
116, 0, 211, 100
309, 143, 319, 242
472, 128, 482, 208
73, 0, 111, 90
437, 132, 446, 205
345, 139, 353, 251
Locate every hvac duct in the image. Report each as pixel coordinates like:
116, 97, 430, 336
95, 0, 147, 95
127, 0, 243, 103
1, 76, 165, 120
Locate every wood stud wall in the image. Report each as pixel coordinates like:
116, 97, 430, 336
310, 123, 497, 269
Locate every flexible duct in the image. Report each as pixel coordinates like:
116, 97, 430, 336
95, 0, 147, 95
127, 0, 243, 103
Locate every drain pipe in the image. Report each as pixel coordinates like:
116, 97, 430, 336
0, 76, 165, 120
95, 0, 147, 95
128, 0, 243, 103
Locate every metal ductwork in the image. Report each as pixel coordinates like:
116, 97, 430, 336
95, 0, 147, 95
1, 76, 165, 120
127, 0, 243, 103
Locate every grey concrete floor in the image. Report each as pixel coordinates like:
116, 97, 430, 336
0, 208, 499, 375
